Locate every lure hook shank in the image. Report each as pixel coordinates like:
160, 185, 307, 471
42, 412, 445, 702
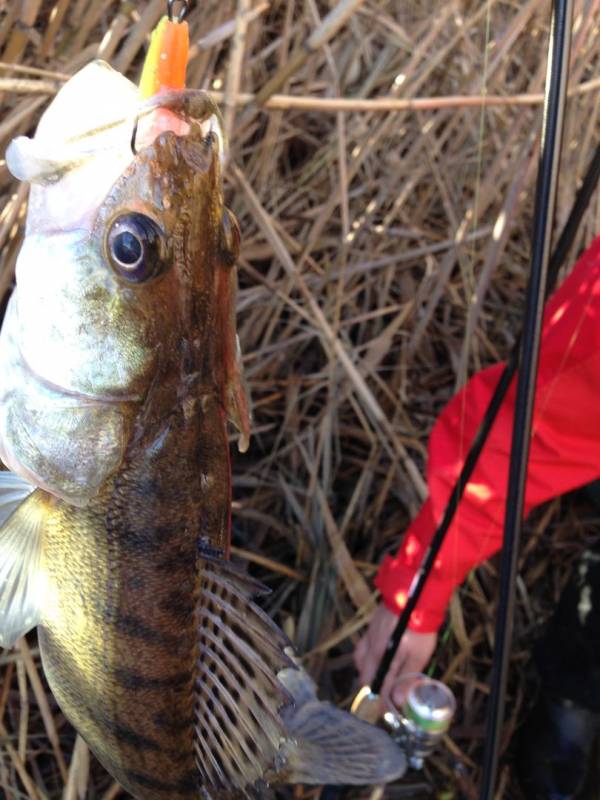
167, 0, 190, 23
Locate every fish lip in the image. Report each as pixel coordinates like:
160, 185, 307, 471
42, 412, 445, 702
18, 346, 142, 404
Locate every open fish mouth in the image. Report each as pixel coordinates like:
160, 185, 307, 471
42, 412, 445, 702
7, 81, 225, 188
133, 89, 225, 157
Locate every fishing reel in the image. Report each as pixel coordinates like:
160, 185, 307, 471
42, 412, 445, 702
352, 674, 456, 771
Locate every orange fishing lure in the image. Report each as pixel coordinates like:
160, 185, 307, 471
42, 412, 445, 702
139, 4, 189, 99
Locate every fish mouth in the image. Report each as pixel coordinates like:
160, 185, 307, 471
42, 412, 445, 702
8, 87, 224, 187
134, 88, 225, 160
19, 346, 142, 405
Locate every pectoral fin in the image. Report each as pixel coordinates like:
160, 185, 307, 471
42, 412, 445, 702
0, 476, 46, 648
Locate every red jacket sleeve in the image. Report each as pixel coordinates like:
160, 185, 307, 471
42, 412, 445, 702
376, 234, 600, 633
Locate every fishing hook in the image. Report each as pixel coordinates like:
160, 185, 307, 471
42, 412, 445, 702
167, 0, 190, 23
130, 116, 139, 156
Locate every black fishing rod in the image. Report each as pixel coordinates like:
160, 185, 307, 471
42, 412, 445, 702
479, 1, 573, 796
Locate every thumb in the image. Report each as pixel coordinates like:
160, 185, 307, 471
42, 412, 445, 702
391, 678, 408, 709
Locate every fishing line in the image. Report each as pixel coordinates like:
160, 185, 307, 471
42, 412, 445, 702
452, 0, 493, 650
470, 2, 492, 266
461, 0, 492, 361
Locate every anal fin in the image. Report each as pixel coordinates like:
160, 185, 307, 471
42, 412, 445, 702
194, 557, 406, 793
0, 477, 47, 648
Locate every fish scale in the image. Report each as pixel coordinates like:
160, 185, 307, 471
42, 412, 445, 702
41, 396, 229, 795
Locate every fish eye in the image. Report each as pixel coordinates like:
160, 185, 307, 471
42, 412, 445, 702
106, 213, 166, 283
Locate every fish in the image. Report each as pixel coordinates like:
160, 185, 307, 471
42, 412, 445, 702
0, 46, 406, 800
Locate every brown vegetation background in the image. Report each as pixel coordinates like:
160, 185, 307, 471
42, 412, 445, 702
1, 0, 600, 798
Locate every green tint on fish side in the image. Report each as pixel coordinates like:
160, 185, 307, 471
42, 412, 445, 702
0, 62, 406, 799
38, 390, 269, 797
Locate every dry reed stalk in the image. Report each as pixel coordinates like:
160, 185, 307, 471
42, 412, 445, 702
100, 782, 124, 800
39, 0, 71, 59
223, 0, 251, 144
230, 544, 306, 581
17, 638, 68, 782
0, 0, 43, 70
251, 0, 370, 107
232, 163, 428, 501
191, 3, 269, 54
0, 719, 43, 800
113, 0, 164, 74
96, 10, 130, 63
0, 61, 70, 79
62, 736, 89, 800
13, 75, 600, 109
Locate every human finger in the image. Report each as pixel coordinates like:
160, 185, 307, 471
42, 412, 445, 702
379, 639, 409, 705
353, 634, 376, 686
390, 632, 438, 707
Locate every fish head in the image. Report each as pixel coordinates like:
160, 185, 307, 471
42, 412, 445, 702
0, 62, 249, 504
89, 99, 241, 399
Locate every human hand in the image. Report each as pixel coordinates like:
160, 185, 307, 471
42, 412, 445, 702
353, 603, 437, 708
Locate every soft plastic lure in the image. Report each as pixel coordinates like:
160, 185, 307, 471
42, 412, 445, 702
139, 8, 190, 99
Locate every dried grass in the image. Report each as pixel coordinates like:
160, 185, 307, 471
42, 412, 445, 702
1, 1, 600, 798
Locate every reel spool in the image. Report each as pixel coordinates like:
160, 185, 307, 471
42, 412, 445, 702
382, 674, 456, 770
